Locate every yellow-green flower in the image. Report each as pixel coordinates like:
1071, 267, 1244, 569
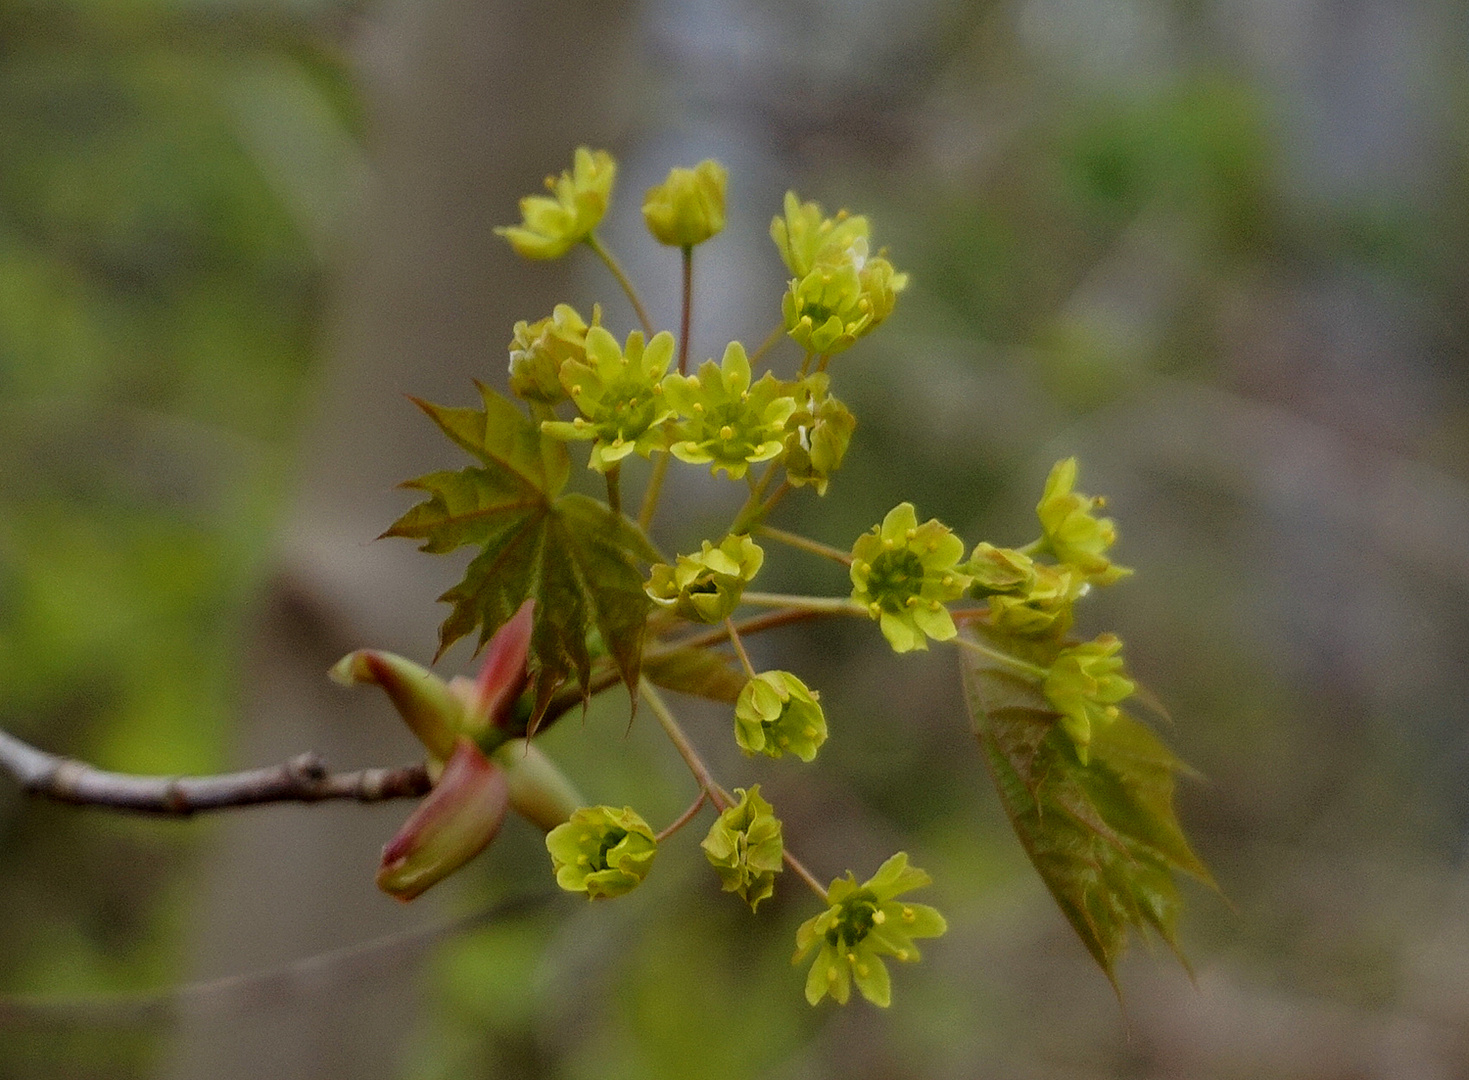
642, 159, 728, 247
987, 561, 1081, 639
793, 853, 947, 1007
735, 671, 827, 761
769, 191, 870, 277
541, 327, 677, 472
546, 805, 657, 899
646, 534, 764, 623
850, 503, 971, 653
663, 342, 798, 478
782, 374, 856, 496
507, 303, 598, 405
782, 241, 907, 355
496, 147, 616, 260
701, 786, 783, 910
1043, 633, 1136, 763
1036, 458, 1131, 585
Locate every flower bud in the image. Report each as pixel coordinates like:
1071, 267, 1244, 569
646, 534, 764, 623
330, 649, 463, 763
447, 600, 534, 740
508, 304, 597, 405
1043, 633, 1136, 763
642, 159, 727, 247
782, 374, 855, 495
735, 671, 827, 762
376, 737, 509, 901
702, 786, 783, 910
546, 805, 658, 899
496, 147, 616, 260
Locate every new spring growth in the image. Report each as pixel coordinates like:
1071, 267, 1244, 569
701, 785, 783, 910
508, 303, 599, 405
850, 503, 972, 653
663, 341, 797, 478
1043, 633, 1136, 763
642, 159, 728, 247
1036, 458, 1132, 585
793, 853, 947, 1008
646, 534, 764, 624
547, 805, 658, 899
540, 326, 677, 471
496, 147, 616, 260
735, 670, 827, 761
964, 543, 1084, 639
782, 374, 856, 495
332, 602, 584, 899
771, 192, 908, 355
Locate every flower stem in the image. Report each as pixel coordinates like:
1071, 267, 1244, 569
951, 635, 1049, 680
654, 791, 708, 842
586, 234, 654, 336
753, 523, 853, 565
730, 462, 779, 533
748, 322, 786, 368
640, 681, 827, 901
678, 245, 693, 375
725, 618, 757, 678
605, 464, 622, 518
638, 452, 671, 533
739, 592, 867, 615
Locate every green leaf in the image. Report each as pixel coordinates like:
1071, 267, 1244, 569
642, 646, 746, 704
958, 624, 1212, 988
386, 385, 656, 721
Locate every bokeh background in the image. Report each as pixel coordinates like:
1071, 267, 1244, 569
3, 0, 1468, 1077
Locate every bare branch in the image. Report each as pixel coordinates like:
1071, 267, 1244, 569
0, 728, 430, 816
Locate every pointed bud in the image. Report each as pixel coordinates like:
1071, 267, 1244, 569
331, 650, 464, 762
454, 600, 535, 738
376, 737, 509, 901
492, 739, 584, 831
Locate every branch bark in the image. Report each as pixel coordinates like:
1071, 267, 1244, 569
0, 729, 429, 816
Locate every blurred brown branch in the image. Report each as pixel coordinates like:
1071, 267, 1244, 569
0, 729, 429, 816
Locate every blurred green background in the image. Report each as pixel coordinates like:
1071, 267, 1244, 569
3, 0, 1469, 1077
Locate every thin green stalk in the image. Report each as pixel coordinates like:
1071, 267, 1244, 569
586, 234, 654, 336
754, 480, 792, 524
605, 464, 622, 518
641, 681, 828, 901
638, 452, 671, 532
678, 244, 693, 375
754, 524, 852, 565
730, 462, 779, 533
654, 791, 708, 842
951, 635, 1049, 680
739, 592, 867, 615
748, 322, 786, 367
724, 618, 757, 678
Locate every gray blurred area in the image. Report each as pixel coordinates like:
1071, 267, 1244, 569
2, 0, 1468, 1077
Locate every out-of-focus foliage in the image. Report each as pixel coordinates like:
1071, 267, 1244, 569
0, 1, 354, 1074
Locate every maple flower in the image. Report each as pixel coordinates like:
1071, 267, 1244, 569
782, 374, 856, 495
849, 503, 971, 653
663, 341, 798, 478
507, 303, 599, 405
701, 785, 783, 910
646, 534, 764, 623
642, 159, 728, 247
782, 240, 908, 356
734, 670, 827, 762
541, 327, 677, 472
769, 192, 870, 278
496, 147, 616, 260
793, 853, 947, 1007
1043, 633, 1136, 763
1036, 458, 1131, 585
546, 805, 657, 899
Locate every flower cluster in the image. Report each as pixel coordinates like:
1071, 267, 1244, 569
1043, 633, 1136, 762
